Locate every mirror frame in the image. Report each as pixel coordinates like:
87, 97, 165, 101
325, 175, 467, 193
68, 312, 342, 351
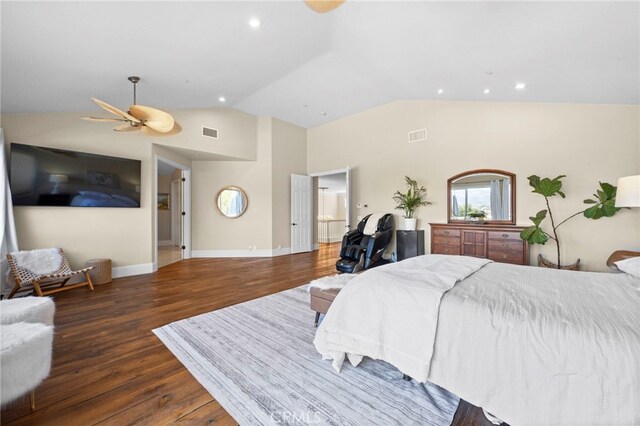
447, 169, 516, 225
215, 185, 249, 219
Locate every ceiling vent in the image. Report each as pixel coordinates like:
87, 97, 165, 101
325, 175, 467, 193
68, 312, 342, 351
408, 128, 427, 143
202, 126, 219, 139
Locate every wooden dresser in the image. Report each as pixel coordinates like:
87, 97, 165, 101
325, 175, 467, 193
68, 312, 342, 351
430, 223, 530, 266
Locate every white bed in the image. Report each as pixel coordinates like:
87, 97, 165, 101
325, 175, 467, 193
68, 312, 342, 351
314, 254, 640, 425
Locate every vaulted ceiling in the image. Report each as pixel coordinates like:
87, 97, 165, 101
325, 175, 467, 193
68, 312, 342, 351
2, 1, 638, 128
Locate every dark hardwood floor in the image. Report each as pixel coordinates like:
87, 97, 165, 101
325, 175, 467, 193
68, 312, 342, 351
2, 243, 492, 425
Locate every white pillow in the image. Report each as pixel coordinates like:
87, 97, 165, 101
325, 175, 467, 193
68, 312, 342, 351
615, 257, 640, 279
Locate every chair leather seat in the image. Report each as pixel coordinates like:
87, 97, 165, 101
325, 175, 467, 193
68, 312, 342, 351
335, 213, 394, 274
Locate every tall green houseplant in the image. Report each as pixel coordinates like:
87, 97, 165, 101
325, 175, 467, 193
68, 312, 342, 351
520, 175, 621, 268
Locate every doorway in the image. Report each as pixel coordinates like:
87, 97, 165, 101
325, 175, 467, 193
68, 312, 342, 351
310, 168, 351, 255
155, 156, 191, 269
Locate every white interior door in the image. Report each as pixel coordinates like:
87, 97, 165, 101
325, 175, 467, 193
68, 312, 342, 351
291, 174, 312, 254
170, 179, 181, 247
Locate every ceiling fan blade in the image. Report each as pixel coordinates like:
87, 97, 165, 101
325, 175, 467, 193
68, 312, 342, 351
304, 0, 345, 13
113, 124, 141, 132
91, 98, 141, 124
140, 121, 182, 137
129, 104, 175, 133
81, 116, 128, 122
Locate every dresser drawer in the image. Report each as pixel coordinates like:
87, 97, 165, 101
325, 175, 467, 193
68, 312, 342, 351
432, 245, 461, 256
432, 235, 461, 246
432, 228, 461, 238
488, 231, 522, 241
488, 239, 524, 252
488, 250, 525, 265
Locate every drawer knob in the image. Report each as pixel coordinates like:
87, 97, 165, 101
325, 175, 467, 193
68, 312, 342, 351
444, 240, 449, 244
502, 254, 507, 259
502, 234, 509, 238
444, 231, 449, 235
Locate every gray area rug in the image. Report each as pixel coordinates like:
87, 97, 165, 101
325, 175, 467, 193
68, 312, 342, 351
153, 286, 459, 425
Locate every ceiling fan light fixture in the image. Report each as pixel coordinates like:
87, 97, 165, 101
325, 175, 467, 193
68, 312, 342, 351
304, 0, 345, 14
82, 76, 181, 137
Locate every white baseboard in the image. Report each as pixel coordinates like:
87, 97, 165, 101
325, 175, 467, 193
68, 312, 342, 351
112, 263, 155, 278
158, 240, 174, 246
193, 247, 291, 258
271, 247, 291, 257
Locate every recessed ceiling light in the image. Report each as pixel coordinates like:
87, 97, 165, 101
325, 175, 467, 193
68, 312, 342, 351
483, 88, 491, 94
320, 112, 327, 116
248, 18, 261, 28
437, 89, 444, 94
218, 96, 226, 103
514, 83, 527, 90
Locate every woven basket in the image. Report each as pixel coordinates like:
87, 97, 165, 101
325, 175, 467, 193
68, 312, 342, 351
86, 259, 112, 285
538, 254, 580, 271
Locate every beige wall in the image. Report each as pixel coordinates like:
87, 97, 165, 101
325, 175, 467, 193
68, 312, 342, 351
271, 118, 307, 249
5, 100, 637, 272
159, 108, 258, 161
191, 117, 306, 254
1, 107, 257, 270
308, 100, 640, 271
191, 116, 273, 253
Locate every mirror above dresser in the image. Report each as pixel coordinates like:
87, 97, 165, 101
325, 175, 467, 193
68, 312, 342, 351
448, 169, 515, 225
431, 169, 529, 266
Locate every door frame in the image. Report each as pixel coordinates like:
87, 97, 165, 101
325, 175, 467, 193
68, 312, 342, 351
170, 178, 181, 246
154, 155, 191, 271
309, 167, 351, 249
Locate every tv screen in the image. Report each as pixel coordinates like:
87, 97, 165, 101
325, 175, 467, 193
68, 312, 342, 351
10, 143, 141, 207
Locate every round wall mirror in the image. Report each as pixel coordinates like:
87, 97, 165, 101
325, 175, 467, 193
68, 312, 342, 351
447, 169, 516, 224
216, 186, 248, 218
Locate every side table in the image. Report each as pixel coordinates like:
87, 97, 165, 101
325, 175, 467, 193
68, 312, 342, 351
86, 259, 112, 285
396, 230, 425, 261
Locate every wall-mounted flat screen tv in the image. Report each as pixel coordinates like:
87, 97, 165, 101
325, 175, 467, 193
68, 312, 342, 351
10, 143, 141, 207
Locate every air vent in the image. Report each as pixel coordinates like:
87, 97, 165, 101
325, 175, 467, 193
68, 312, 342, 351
202, 126, 219, 139
408, 128, 427, 143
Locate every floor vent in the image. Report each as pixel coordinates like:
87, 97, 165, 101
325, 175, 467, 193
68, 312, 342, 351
202, 126, 219, 139
408, 128, 427, 143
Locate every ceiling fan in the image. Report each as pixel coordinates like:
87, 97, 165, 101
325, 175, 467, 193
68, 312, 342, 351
82, 76, 181, 137
304, 0, 345, 14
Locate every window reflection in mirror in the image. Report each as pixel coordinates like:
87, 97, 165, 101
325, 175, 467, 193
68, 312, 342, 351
216, 186, 248, 218
448, 170, 515, 224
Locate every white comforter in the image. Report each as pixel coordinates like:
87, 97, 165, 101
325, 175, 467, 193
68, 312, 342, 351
315, 255, 640, 425
429, 262, 640, 425
313, 255, 491, 382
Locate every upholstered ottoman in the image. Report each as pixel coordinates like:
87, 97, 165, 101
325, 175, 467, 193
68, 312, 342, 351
0, 297, 55, 326
0, 322, 53, 409
310, 287, 341, 327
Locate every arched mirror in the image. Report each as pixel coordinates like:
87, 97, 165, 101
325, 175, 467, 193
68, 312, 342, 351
447, 169, 516, 224
216, 186, 248, 218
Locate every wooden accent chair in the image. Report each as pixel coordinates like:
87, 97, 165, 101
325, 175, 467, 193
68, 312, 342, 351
607, 250, 640, 270
6, 248, 94, 299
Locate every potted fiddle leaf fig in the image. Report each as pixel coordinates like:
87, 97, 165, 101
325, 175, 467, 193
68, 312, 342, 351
393, 176, 432, 230
520, 175, 621, 270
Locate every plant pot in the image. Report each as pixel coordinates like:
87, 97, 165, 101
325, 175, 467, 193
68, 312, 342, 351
538, 254, 581, 271
404, 218, 417, 231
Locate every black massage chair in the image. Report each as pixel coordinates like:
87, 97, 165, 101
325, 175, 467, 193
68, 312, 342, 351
335, 213, 394, 274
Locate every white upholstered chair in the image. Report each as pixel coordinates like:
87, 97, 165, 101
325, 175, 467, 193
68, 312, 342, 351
0, 297, 55, 411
